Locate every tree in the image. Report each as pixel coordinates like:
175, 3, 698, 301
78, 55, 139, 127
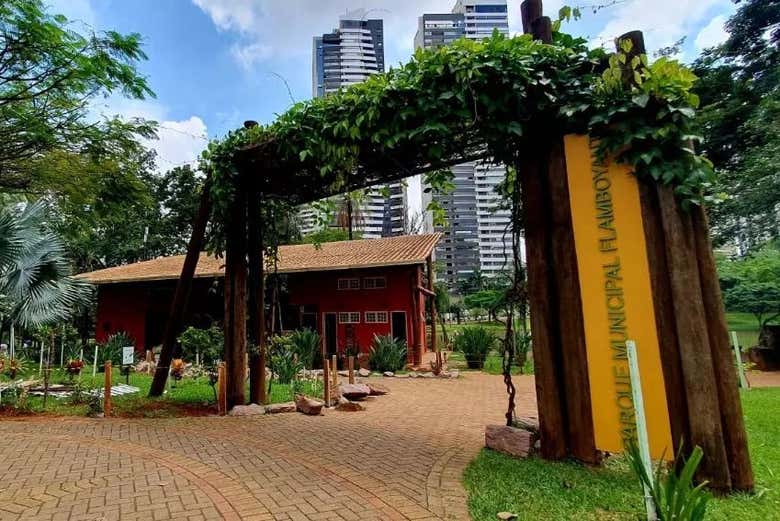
334, 190, 365, 240
0, 201, 89, 329
692, 0, 780, 249
0, 0, 156, 190
299, 228, 357, 244
719, 244, 780, 336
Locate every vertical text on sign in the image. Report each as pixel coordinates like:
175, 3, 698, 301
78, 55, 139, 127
564, 134, 673, 459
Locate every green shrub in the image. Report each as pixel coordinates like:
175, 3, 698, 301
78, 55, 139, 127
269, 335, 302, 385
99, 332, 134, 367
178, 325, 223, 365
289, 328, 320, 369
454, 326, 495, 369
626, 443, 710, 521
369, 334, 407, 373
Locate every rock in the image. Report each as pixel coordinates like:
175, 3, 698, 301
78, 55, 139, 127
335, 400, 365, 412
358, 368, 371, 377
448, 370, 460, 379
419, 372, 434, 378
497, 513, 517, 520
367, 383, 390, 396
515, 416, 540, 436
265, 402, 296, 414
339, 383, 371, 401
383, 371, 394, 377
295, 395, 324, 415
338, 370, 349, 377
408, 372, 418, 378
229, 404, 266, 416
485, 424, 534, 458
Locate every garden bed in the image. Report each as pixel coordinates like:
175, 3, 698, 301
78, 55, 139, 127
0, 369, 321, 418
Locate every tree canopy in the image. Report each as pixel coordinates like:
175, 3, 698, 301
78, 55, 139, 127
0, 0, 155, 190
719, 244, 780, 331
693, 0, 780, 249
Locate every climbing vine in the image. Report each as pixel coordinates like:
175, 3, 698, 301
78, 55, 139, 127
199, 29, 713, 250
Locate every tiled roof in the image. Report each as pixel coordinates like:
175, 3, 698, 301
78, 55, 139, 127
78, 234, 441, 285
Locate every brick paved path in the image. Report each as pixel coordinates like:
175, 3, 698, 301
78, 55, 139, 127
0, 373, 538, 521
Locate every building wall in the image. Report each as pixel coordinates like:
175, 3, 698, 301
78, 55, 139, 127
419, 0, 516, 288
287, 265, 423, 357
95, 284, 149, 352
304, 10, 407, 240
94, 265, 425, 361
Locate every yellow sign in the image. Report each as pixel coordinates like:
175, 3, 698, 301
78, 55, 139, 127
564, 134, 673, 459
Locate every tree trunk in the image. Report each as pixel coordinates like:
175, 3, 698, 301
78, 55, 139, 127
150, 174, 212, 397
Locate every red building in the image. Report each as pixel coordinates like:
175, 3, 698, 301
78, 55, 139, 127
79, 234, 441, 364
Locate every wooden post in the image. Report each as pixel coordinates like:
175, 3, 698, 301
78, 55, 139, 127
150, 174, 212, 397
323, 359, 331, 407
331, 354, 338, 390
348, 356, 355, 384
223, 182, 248, 409
103, 361, 112, 417
217, 362, 227, 415
657, 185, 731, 491
248, 192, 267, 405
427, 255, 437, 353
692, 206, 754, 491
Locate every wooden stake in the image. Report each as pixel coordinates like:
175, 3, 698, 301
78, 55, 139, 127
348, 356, 355, 384
323, 359, 331, 407
731, 332, 749, 389
217, 362, 227, 415
103, 361, 112, 417
331, 354, 338, 390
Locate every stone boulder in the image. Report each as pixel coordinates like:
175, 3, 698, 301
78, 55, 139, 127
485, 424, 534, 458
367, 383, 389, 396
358, 368, 371, 377
295, 395, 324, 415
339, 383, 371, 401
383, 371, 394, 377
265, 402, 296, 414
229, 404, 266, 416
335, 397, 365, 412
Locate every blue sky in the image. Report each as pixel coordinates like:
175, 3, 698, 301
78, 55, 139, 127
48, 0, 737, 198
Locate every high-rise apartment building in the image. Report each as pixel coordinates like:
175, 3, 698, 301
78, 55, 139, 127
302, 10, 406, 239
417, 0, 516, 287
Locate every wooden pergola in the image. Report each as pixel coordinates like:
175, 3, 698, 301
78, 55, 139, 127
146, 0, 753, 493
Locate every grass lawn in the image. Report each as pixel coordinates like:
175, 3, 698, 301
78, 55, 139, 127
0, 369, 321, 418
464, 387, 780, 520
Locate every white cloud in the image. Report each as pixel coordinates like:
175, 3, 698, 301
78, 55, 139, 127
594, 0, 729, 55
192, 0, 504, 70
695, 15, 728, 52
94, 98, 208, 172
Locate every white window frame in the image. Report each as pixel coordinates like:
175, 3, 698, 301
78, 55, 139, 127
364, 311, 388, 324
363, 276, 387, 290
337, 278, 360, 290
338, 312, 361, 324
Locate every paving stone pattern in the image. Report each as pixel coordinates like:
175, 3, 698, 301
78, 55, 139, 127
0, 373, 538, 521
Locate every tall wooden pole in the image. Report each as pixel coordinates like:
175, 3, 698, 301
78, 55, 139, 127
150, 174, 212, 397
248, 190, 267, 405
426, 255, 437, 353
223, 184, 248, 409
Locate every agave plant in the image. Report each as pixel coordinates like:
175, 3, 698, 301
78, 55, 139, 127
626, 443, 711, 521
0, 201, 90, 328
